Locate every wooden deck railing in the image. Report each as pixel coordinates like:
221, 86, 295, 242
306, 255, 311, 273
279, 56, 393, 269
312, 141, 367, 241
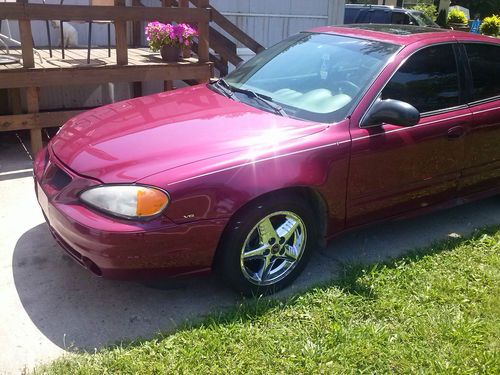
0, 1, 213, 154
1, 1, 211, 67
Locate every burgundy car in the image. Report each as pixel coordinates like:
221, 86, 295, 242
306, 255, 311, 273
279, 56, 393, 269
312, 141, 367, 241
34, 25, 500, 295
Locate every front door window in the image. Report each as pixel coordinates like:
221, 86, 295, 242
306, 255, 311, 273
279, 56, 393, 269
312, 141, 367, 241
381, 44, 461, 114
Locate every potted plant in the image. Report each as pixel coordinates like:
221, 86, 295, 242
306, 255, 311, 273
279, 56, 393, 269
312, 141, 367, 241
447, 8, 469, 31
480, 15, 500, 37
145, 21, 198, 62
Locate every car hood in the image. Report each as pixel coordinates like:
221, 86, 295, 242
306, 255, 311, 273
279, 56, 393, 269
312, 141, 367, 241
51, 85, 326, 183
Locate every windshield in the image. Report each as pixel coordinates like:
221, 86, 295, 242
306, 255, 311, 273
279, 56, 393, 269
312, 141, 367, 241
411, 11, 439, 27
221, 33, 400, 122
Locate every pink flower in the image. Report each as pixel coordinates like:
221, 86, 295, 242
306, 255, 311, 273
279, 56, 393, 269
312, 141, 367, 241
144, 21, 197, 52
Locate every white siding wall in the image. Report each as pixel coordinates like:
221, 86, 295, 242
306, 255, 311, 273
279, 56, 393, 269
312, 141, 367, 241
211, 0, 331, 47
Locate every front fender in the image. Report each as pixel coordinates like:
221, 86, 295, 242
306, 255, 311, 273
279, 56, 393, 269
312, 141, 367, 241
139, 120, 352, 236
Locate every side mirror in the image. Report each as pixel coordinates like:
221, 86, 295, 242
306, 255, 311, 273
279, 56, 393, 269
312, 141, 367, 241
361, 99, 420, 128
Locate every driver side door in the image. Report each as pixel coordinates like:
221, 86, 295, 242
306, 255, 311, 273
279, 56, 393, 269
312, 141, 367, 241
346, 43, 471, 227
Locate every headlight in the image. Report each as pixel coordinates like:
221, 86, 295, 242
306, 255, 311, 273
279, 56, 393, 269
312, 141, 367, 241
80, 185, 170, 220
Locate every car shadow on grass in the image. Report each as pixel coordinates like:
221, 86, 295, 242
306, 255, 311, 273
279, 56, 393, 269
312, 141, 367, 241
12, 197, 500, 352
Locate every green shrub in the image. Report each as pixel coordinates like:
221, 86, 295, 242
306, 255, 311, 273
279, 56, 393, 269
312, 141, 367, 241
447, 8, 468, 24
411, 3, 438, 22
480, 15, 500, 36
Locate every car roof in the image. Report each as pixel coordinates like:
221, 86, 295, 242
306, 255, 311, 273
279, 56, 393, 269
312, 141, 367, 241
345, 4, 423, 14
309, 24, 499, 46
346, 4, 406, 11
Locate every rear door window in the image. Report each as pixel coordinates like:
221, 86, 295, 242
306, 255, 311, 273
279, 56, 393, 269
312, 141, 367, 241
357, 9, 370, 23
370, 10, 390, 23
344, 8, 359, 24
391, 12, 409, 25
464, 43, 500, 102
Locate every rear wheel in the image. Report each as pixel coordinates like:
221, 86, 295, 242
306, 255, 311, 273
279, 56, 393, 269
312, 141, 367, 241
215, 194, 317, 296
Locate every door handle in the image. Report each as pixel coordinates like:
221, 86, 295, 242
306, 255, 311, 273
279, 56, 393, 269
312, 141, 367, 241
447, 126, 465, 140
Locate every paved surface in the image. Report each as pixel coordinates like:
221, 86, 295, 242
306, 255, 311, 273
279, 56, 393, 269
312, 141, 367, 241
1, 132, 499, 374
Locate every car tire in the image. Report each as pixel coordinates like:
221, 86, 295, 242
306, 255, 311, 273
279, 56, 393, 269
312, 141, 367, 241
215, 193, 318, 296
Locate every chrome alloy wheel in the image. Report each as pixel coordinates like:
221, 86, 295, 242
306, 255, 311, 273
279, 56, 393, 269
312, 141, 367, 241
240, 211, 307, 286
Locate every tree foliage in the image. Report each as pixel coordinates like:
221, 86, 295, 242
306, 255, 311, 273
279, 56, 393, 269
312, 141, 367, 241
412, 1, 438, 21
480, 14, 500, 35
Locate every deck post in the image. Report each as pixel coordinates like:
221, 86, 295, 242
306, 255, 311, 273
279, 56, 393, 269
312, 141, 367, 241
17, 0, 35, 68
162, 0, 174, 91
17, 9, 42, 154
197, 0, 210, 64
115, 0, 128, 65
26, 87, 42, 155
131, 0, 143, 96
131, 0, 142, 47
115, 21, 128, 65
179, 0, 191, 58
19, 21, 35, 68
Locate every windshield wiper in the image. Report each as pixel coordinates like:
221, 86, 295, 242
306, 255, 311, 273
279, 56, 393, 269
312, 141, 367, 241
212, 78, 236, 100
213, 79, 288, 117
230, 86, 289, 117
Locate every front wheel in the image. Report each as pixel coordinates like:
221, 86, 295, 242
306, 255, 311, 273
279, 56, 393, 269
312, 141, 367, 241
215, 194, 317, 296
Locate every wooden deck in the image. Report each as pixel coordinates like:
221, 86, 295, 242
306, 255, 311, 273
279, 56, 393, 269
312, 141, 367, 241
0, 1, 215, 154
0, 0, 263, 154
0, 48, 212, 88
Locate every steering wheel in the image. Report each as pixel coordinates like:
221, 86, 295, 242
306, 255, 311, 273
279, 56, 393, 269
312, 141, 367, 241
333, 80, 361, 97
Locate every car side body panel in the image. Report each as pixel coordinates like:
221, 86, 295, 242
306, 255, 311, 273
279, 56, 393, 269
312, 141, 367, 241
455, 37, 500, 197
460, 99, 500, 195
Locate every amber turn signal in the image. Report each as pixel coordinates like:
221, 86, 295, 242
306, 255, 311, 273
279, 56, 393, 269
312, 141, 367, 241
137, 188, 169, 217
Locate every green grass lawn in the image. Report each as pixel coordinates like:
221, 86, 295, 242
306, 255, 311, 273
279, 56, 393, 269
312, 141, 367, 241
36, 227, 500, 374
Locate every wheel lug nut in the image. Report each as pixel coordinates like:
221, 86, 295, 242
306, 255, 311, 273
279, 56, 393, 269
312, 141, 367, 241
279, 237, 285, 244
280, 249, 285, 255
263, 249, 270, 255
268, 238, 276, 245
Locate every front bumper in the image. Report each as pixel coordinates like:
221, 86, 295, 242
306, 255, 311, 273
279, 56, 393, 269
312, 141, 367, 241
34, 147, 227, 280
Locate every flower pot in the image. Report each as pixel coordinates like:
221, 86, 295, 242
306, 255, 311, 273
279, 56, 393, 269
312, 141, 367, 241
160, 45, 180, 62
182, 46, 191, 59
